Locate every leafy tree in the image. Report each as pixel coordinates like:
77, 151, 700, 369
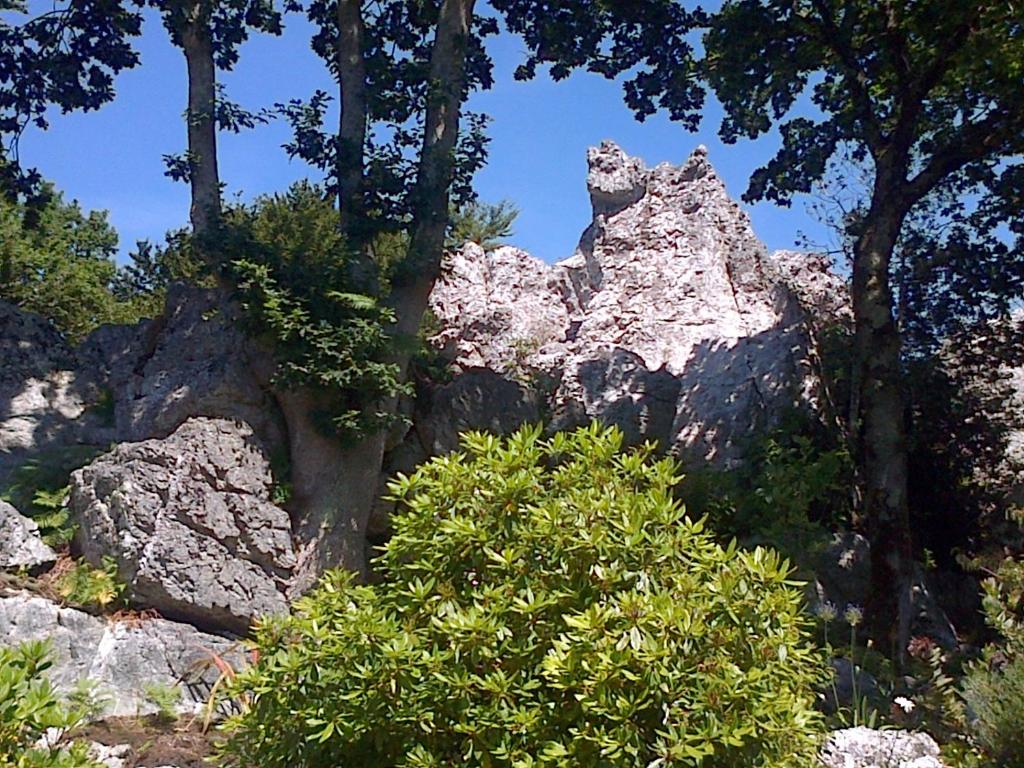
220, 424, 826, 768
0, 187, 150, 340
0, 2, 142, 203
262, 0, 704, 584
701, 0, 1023, 653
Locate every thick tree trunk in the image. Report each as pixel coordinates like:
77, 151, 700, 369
278, 389, 385, 592
851, 171, 914, 659
285, 0, 478, 585
180, 3, 220, 246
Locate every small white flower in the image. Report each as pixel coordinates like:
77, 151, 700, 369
894, 696, 915, 713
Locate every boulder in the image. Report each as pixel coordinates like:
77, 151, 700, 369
0, 500, 56, 572
820, 727, 946, 768
0, 593, 240, 718
70, 418, 295, 634
429, 142, 846, 467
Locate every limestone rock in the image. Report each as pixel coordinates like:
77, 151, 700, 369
0, 500, 56, 572
86, 284, 284, 449
70, 418, 295, 634
820, 727, 946, 768
0, 593, 239, 718
429, 142, 846, 465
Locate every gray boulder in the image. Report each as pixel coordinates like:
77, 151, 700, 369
0, 500, 56, 572
70, 418, 295, 634
81, 284, 284, 450
0, 593, 239, 718
820, 727, 946, 768
429, 142, 846, 467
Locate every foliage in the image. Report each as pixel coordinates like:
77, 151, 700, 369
221, 182, 410, 443
111, 229, 205, 310
141, 682, 181, 724
0, 447, 104, 548
447, 200, 518, 252
220, 424, 827, 767
0, 189, 155, 341
0, 641, 99, 768
958, 548, 1024, 765
52, 557, 125, 612
680, 418, 851, 563
0, 3, 141, 201
961, 655, 1024, 766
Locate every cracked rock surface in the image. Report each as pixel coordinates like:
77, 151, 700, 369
820, 727, 946, 768
429, 141, 847, 465
0, 592, 237, 718
70, 417, 295, 634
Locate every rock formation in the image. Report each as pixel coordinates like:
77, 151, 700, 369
428, 141, 847, 465
70, 418, 295, 634
820, 727, 946, 768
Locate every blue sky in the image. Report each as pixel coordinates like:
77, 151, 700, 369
19, 7, 831, 264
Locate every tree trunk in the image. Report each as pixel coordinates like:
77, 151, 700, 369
284, 0, 478, 585
278, 388, 386, 592
336, 0, 367, 239
851, 170, 914, 659
390, 0, 477, 342
180, 2, 220, 246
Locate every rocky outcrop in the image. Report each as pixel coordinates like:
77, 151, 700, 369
820, 727, 946, 768
70, 418, 295, 634
80, 284, 284, 449
0, 593, 239, 718
428, 142, 846, 466
0, 500, 56, 572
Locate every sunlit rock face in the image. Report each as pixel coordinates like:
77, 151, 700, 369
428, 141, 847, 466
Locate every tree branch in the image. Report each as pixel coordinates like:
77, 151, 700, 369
906, 107, 1021, 204
805, 0, 884, 151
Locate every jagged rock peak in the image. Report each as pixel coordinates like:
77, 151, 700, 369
585, 140, 722, 219
428, 142, 847, 466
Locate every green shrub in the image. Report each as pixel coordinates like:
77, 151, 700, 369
959, 554, 1024, 765
220, 424, 827, 767
0, 641, 98, 767
961, 655, 1024, 766
220, 182, 410, 444
53, 557, 125, 611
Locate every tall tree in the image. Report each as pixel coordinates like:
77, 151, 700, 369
0, 1, 142, 202
152, 0, 284, 245
271, 0, 703, 584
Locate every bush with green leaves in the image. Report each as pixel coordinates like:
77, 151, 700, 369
959, 551, 1024, 765
220, 182, 410, 443
219, 424, 827, 767
680, 419, 851, 562
0, 641, 98, 767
